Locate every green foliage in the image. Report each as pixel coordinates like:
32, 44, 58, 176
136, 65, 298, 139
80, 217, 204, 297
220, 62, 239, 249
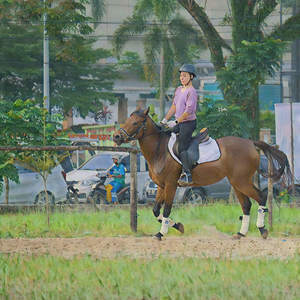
216, 38, 285, 138
260, 110, 275, 134
117, 51, 145, 80
0, 0, 118, 118
148, 104, 159, 122
196, 98, 252, 139
0, 0, 94, 38
278, 189, 292, 204
217, 39, 286, 106
0, 154, 18, 195
0, 98, 69, 196
49, 35, 118, 117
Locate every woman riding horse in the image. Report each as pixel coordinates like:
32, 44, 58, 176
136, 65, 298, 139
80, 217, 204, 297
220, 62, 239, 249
161, 63, 198, 184
113, 108, 292, 241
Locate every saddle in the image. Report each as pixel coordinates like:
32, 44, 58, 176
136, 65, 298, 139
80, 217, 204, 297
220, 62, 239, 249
172, 128, 209, 170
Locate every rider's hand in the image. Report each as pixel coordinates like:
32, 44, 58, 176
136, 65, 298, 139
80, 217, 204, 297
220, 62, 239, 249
160, 118, 168, 125
167, 120, 177, 128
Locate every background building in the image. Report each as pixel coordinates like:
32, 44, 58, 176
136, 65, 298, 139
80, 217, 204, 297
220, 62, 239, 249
68, 0, 294, 128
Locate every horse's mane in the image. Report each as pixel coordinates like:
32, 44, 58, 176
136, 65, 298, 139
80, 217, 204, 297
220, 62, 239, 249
131, 109, 170, 174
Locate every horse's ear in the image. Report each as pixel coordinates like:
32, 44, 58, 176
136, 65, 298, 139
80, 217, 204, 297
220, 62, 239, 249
143, 107, 150, 116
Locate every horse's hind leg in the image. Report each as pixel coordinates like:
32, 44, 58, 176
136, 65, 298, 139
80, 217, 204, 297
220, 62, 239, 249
234, 182, 269, 239
152, 186, 184, 241
252, 185, 269, 239
232, 188, 252, 239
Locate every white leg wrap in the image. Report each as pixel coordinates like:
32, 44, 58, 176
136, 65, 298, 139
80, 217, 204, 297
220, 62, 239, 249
157, 214, 175, 227
240, 215, 250, 236
160, 217, 170, 235
157, 213, 163, 222
169, 219, 175, 227
256, 206, 266, 228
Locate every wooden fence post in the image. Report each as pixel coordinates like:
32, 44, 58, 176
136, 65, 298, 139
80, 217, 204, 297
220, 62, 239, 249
130, 151, 137, 232
267, 160, 273, 230
4, 177, 9, 205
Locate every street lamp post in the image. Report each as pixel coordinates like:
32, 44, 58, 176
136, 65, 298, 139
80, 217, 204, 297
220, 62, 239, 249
43, 0, 50, 111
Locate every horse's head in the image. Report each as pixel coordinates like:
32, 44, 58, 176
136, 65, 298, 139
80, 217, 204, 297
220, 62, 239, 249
113, 107, 149, 145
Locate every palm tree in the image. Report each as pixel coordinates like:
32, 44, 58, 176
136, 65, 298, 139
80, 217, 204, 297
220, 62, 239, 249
90, 0, 106, 29
112, 0, 205, 119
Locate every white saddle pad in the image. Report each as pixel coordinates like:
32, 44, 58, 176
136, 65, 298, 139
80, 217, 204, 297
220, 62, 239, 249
168, 133, 221, 165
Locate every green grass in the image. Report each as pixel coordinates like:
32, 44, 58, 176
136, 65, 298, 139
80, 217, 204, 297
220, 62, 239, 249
0, 203, 299, 238
0, 204, 299, 299
0, 254, 299, 299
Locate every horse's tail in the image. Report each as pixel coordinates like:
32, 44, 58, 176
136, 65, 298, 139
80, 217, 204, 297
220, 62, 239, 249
254, 140, 293, 186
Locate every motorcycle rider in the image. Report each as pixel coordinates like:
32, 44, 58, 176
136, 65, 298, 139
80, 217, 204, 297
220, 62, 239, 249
105, 154, 125, 204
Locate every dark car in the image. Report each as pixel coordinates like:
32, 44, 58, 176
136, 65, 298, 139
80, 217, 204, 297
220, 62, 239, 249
141, 177, 231, 204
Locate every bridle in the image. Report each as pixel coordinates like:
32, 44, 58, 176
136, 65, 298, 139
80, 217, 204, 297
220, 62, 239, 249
119, 117, 147, 141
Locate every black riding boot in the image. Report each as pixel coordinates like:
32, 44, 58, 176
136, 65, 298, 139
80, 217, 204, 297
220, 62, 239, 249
179, 151, 192, 183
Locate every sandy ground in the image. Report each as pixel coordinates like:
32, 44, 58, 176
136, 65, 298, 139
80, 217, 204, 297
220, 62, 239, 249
0, 227, 299, 260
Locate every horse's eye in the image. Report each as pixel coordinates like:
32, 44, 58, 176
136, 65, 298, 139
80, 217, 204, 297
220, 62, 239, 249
133, 122, 138, 126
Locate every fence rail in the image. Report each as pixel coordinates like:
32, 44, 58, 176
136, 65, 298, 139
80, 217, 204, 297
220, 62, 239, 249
0, 145, 139, 231
0, 145, 139, 153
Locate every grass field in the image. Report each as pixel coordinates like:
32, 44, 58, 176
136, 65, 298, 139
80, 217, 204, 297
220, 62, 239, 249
0, 254, 299, 299
0, 204, 299, 299
0, 203, 299, 238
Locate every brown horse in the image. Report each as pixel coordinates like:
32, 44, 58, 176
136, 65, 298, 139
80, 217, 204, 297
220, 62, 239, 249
113, 108, 292, 240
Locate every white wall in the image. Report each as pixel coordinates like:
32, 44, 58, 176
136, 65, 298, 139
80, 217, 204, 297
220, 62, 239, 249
275, 103, 300, 180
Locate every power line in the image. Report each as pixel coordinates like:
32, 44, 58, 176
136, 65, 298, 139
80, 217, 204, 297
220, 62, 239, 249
0, 14, 295, 27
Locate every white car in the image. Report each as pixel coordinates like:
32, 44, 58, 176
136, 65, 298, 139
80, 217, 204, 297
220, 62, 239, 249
66, 151, 150, 202
0, 164, 68, 205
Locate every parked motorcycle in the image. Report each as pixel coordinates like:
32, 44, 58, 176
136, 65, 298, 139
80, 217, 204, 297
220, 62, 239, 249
66, 184, 80, 204
87, 174, 130, 204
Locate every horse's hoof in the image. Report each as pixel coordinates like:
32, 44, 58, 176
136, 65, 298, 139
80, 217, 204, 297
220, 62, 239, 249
232, 232, 245, 240
153, 232, 163, 241
175, 222, 184, 234
259, 227, 268, 239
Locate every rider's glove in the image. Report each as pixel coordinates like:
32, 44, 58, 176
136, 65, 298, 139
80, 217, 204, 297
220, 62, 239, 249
167, 120, 177, 128
160, 118, 168, 125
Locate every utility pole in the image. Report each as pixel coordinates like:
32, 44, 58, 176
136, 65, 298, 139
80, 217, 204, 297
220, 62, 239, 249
43, 0, 50, 111
289, 0, 300, 198
279, 0, 283, 103
159, 44, 165, 120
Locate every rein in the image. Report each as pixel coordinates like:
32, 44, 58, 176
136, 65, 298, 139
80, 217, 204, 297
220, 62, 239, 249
120, 118, 147, 141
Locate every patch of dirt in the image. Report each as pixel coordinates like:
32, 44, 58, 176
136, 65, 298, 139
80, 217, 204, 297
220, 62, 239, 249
0, 230, 299, 260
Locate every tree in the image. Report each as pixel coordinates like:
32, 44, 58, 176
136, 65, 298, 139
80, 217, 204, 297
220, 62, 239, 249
0, 0, 118, 118
117, 51, 145, 80
90, 0, 106, 29
15, 104, 69, 226
260, 110, 275, 134
196, 98, 252, 139
217, 39, 285, 138
0, 98, 69, 211
177, 0, 300, 138
0, 98, 44, 200
113, 0, 205, 119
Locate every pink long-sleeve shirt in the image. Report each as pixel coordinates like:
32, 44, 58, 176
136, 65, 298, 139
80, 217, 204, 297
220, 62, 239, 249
173, 86, 197, 122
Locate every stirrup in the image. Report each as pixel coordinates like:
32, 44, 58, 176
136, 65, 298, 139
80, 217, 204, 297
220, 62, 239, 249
179, 172, 191, 183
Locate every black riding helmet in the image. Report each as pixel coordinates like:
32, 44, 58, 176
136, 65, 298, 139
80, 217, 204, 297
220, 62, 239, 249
179, 64, 197, 79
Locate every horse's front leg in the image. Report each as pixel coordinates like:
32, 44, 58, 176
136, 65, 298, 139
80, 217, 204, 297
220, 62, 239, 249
153, 184, 184, 241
